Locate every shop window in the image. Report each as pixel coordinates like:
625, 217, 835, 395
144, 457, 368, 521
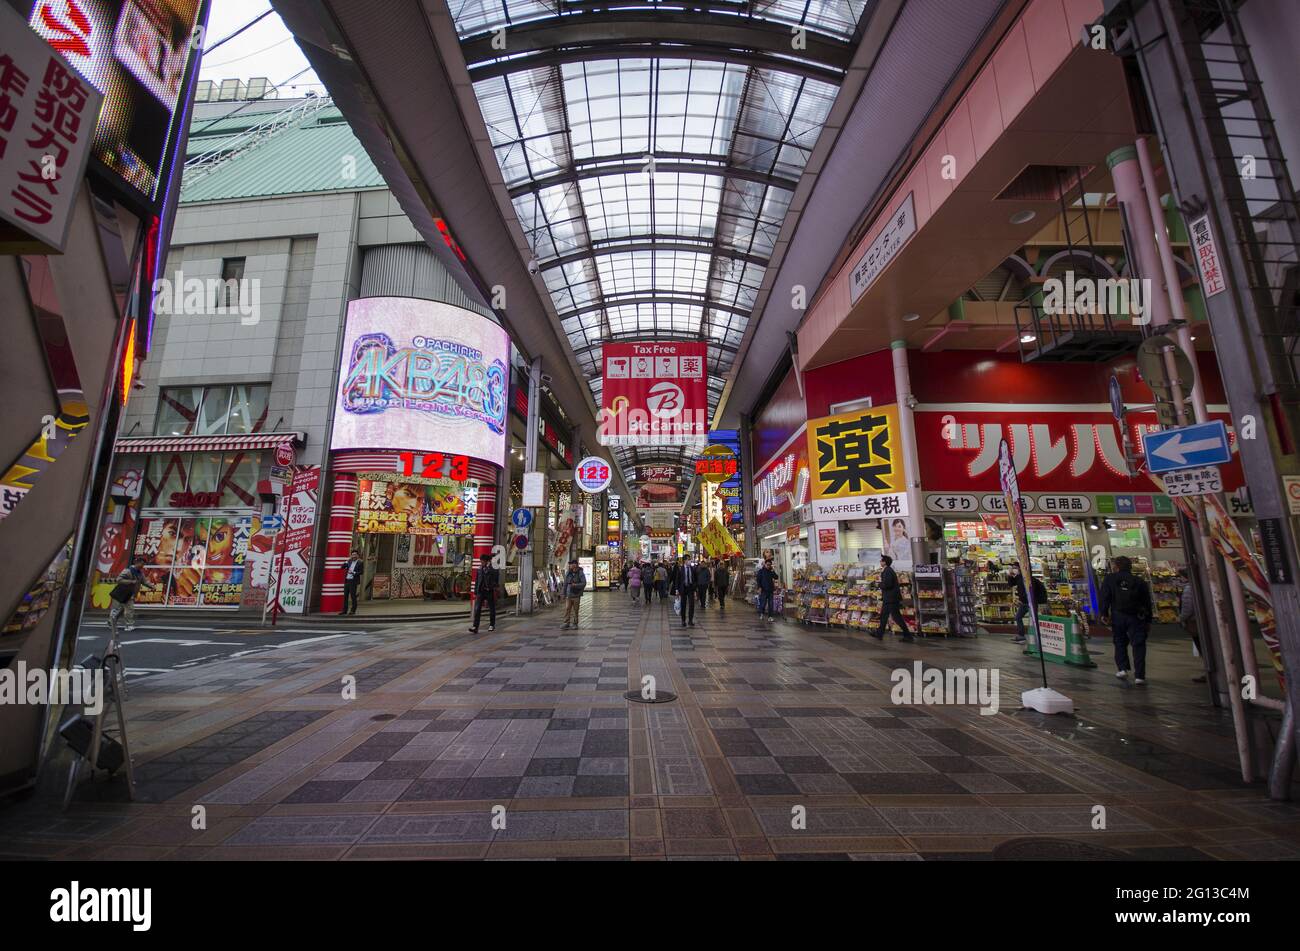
227, 383, 270, 434
214, 452, 261, 508
144, 454, 188, 507
197, 385, 233, 436
154, 387, 204, 436
155, 383, 270, 437
186, 452, 223, 494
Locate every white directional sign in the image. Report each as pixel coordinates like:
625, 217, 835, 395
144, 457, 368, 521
1162, 465, 1223, 498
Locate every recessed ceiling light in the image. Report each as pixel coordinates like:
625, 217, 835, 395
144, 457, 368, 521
902, 312, 920, 322
1010, 210, 1036, 225
1020, 333, 1037, 343
1190, 335, 1197, 341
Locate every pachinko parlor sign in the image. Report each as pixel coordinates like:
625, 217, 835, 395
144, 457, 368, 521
332, 297, 509, 466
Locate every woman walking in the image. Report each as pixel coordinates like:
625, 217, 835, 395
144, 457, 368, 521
628, 562, 642, 602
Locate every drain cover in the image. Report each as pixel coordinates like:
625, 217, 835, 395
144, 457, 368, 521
370, 714, 398, 721
992, 838, 1128, 861
624, 689, 678, 704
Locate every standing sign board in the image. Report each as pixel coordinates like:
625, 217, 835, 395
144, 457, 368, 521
1024, 615, 1096, 668
266, 466, 320, 615
0, 5, 103, 252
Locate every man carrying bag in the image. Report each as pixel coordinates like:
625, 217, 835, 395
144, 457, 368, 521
561, 558, 587, 629
672, 556, 698, 627
1100, 555, 1154, 685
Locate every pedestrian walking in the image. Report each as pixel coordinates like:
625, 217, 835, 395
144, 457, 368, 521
107, 558, 155, 637
561, 558, 587, 629
871, 554, 914, 642
696, 559, 711, 610
628, 562, 642, 602
1100, 555, 1154, 685
756, 557, 778, 620
672, 555, 698, 627
468, 554, 500, 634
714, 559, 730, 612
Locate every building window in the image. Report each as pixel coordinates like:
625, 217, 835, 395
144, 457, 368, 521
220, 257, 245, 308
154, 384, 271, 436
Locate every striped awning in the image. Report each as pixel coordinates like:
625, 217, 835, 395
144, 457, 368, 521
113, 431, 305, 454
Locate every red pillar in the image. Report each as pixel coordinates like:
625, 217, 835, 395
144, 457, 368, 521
320, 473, 358, 614
468, 461, 498, 601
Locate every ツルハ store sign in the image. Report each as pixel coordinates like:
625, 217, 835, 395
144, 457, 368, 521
914, 407, 1243, 493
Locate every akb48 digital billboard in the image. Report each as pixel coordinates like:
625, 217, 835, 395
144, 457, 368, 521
332, 297, 509, 467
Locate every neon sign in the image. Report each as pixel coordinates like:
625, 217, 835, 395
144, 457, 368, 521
341, 332, 506, 434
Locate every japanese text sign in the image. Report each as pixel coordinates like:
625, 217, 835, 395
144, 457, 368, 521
806, 403, 906, 501
0, 4, 102, 252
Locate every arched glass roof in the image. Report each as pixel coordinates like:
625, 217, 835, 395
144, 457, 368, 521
451, 2, 869, 481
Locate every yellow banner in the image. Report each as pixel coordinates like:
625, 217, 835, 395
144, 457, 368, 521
699, 517, 741, 558
806, 403, 906, 500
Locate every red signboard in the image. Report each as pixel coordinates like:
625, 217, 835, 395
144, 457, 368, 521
1150, 517, 1182, 549
915, 408, 1243, 493
600, 341, 708, 446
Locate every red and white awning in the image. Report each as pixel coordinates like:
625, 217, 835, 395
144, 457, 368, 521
113, 432, 305, 454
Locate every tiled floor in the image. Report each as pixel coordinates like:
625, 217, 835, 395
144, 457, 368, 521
3, 592, 1299, 860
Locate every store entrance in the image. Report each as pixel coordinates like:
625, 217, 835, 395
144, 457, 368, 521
352, 471, 478, 604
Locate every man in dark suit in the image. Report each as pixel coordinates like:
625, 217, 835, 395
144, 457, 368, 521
468, 554, 500, 634
672, 555, 698, 627
871, 554, 913, 643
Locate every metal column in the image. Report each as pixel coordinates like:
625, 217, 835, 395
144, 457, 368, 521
739, 413, 759, 557
518, 356, 542, 614
891, 341, 928, 565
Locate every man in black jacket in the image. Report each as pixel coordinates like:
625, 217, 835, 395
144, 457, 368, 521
696, 560, 711, 610
871, 555, 914, 642
714, 559, 730, 612
1100, 555, 1154, 684
672, 555, 698, 627
468, 555, 500, 634
756, 558, 777, 620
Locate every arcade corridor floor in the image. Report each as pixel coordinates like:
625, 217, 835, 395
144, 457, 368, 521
4, 593, 1299, 861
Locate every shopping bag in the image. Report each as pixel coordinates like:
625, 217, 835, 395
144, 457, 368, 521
673, 596, 681, 612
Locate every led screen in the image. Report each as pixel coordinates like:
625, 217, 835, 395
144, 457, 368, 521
29, 0, 204, 202
331, 297, 509, 468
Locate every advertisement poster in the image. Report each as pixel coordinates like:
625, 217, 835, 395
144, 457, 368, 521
267, 465, 320, 615
881, 517, 912, 568
29, 0, 205, 202
130, 514, 249, 607
333, 297, 509, 466
88, 467, 141, 609
699, 517, 741, 558
600, 341, 708, 446
356, 474, 477, 536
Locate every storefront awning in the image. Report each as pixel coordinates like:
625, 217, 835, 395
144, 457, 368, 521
113, 432, 305, 455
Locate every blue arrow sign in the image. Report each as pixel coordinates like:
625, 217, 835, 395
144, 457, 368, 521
1142, 420, 1232, 473
261, 514, 284, 534
510, 508, 533, 529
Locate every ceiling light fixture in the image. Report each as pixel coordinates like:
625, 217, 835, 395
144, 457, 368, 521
902, 312, 920, 322
1020, 333, 1037, 343
1010, 210, 1036, 225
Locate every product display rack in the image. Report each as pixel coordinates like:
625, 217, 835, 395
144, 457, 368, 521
912, 564, 951, 635
950, 565, 978, 637
1150, 563, 1182, 624
977, 571, 1016, 625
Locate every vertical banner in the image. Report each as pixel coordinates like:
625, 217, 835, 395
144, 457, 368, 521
267, 465, 320, 615
600, 342, 708, 446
